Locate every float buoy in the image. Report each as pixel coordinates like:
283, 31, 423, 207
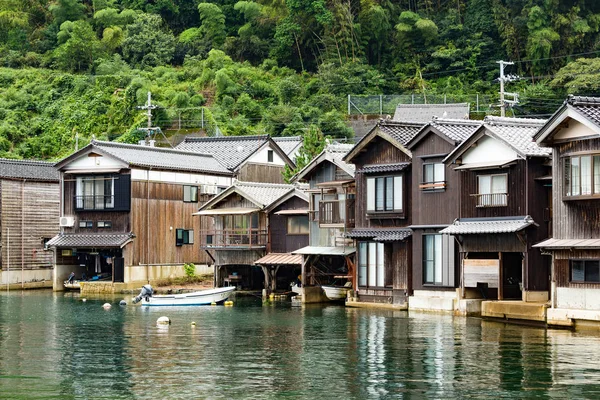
157, 316, 171, 325
191, 321, 196, 326
102, 303, 111, 309
82, 298, 87, 302
119, 300, 127, 306
211, 302, 217, 306
224, 301, 234, 306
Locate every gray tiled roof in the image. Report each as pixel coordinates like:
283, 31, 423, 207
431, 118, 482, 143
378, 120, 424, 146
440, 216, 535, 235
483, 116, 550, 157
273, 136, 302, 156
90, 141, 232, 175
347, 228, 412, 242
46, 232, 135, 248
567, 96, 600, 127
357, 162, 410, 174
0, 158, 59, 181
175, 135, 269, 169
295, 143, 355, 181
393, 103, 470, 122
233, 181, 297, 208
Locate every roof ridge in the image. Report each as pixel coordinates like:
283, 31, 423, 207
484, 116, 546, 127
0, 158, 55, 166
432, 118, 482, 126
379, 119, 425, 126
183, 134, 269, 142
567, 94, 600, 106
273, 136, 301, 141
234, 180, 295, 188
92, 140, 220, 159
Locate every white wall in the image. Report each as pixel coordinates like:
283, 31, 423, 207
63, 153, 124, 172
556, 287, 600, 310
553, 119, 598, 140
461, 135, 519, 164
131, 168, 232, 187
247, 144, 286, 166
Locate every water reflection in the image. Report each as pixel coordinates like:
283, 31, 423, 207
3, 292, 600, 399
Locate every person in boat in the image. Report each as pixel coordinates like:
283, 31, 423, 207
67, 272, 75, 284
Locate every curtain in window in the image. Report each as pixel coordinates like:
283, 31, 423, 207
595, 156, 600, 194
564, 158, 571, 196
358, 242, 367, 286
424, 235, 434, 283
393, 176, 402, 210
76, 177, 83, 208
368, 242, 377, 286
385, 177, 393, 211
424, 164, 434, 183
581, 156, 592, 195
434, 163, 445, 182
478, 175, 491, 194
376, 243, 384, 287
571, 157, 581, 196
366, 179, 374, 211
375, 178, 384, 211
434, 235, 442, 284
105, 177, 114, 208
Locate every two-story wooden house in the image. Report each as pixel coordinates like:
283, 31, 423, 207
47, 140, 234, 292
534, 95, 600, 327
176, 135, 296, 184
405, 118, 482, 312
441, 117, 551, 316
292, 143, 356, 302
342, 120, 423, 306
0, 159, 59, 289
195, 181, 307, 290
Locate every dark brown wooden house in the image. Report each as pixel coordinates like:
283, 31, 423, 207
442, 117, 551, 305
405, 118, 482, 312
196, 181, 306, 290
343, 120, 423, 306
47, 140, 234, 292
0, 159, 59, 289
534, 95, 600, 327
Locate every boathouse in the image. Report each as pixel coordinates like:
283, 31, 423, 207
0, 159, 59, 288
534, 95, 600, 327
47, 140, 234, 292
405, 118, 482, 313
343, 120, 423, 307
442, 117, 551, 318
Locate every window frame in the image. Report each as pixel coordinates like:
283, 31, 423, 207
97, 221, 112, 229
75, 175, 115, 211
563, 153, 600, 199
267, 149, 274, 163
176, 228, 194, 246
476, 173, 508, 207
79, 220, 93, 228
357, 241, 387, 288
183, 185, 198, 203
570, 259, 600, 283
423, 234, 443, 285
420, 163, 446, 191
287, 215, 309, 235
366, 174, 403, 214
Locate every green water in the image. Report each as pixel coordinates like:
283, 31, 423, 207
1, 291, 600, 399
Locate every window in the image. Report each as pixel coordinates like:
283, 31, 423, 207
97, 221, 112, 228
267, 150, 274, 163
366, 175, 403, 213
564, 155, 600, 197
571, 260, 600, 282
421, 163, 445, 191
287, 216, 309, 234
79, 220, 93, 228
476, 174, 507, 207
75, 175, 115, 210
423, 234, 455, 286
183, 185, 198, 202
176, 229, 194, 246
358, 242, 385, 287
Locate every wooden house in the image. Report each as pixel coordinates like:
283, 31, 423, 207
405, 118, 482, 312
534, 95, 600, 327
0, 159, 59, 288
47, 140, 234, 292
176, 135, 296, 184
441, 117, 551, 307
343, 120, 422, 306
292, 143, 356, 302
195, 181, 307, 290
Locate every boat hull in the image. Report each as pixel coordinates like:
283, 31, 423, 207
141, 286, 235, 306
64, 281, 81, 291
321, 286, 350, 301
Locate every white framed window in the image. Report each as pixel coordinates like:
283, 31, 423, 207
423, 234, 442, 285
75, 175, 115, 210
358, 242, 385, 287
564, 155, 600, 197
183, 185, 198, 202
476, 174, 507, 207
366, 175, 403, 213
421, 163, 446, 191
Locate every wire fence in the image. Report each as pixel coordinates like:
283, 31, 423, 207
347, 94, 497, 116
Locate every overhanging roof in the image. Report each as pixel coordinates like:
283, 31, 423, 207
356, 163, 410, 174
533, 238, 600, 249
292, 246, 356, 256
274, 209, 309, 215
254, 253, 303, 265
535, 96, 600, 144
454, 159, 518, 170
46, 233, 135, 248
347, 228, 412, 242
440, 216, 535, 235
193, 207, 258, 216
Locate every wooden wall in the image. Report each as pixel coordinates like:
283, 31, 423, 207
269, 196, 309, 253
1, 179, 59, 270
238, 163, 285, 183
554, 249, 600, 288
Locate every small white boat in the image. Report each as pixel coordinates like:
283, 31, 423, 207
139, 286, 236, 306
64, 280, 81, 291
321, 285, 351, 301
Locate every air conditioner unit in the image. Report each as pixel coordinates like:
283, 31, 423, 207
200, 184, 217, 195
59, 216, 75, 227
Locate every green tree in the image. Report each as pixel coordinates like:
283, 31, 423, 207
283, 125, 326, 182
122, 13, 176, 68
54, 21, 102, 72
49, 0, 86, 26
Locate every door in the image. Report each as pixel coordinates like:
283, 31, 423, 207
501, 252, 523, 300
113, 257, 125, 283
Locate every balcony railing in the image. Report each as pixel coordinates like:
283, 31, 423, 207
200, 229, 268, 249
318, 198, 355, 227
74, 195, 115, 211
472, 193, 508, 207
419, 181, 446, 191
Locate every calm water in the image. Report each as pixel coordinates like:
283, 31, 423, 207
1, 291, 600, 399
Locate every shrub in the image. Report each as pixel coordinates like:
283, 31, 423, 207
184, 262, 196, 277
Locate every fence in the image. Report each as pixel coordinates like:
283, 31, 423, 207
347, 94, 496, 116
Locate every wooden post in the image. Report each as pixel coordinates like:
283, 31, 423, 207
272, 266, 280, 291
498, 252, 503, 300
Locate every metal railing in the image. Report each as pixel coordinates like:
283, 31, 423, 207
472, 193, 508, 207
74, 195, 115, 210
318, 199, 355, 227
200, 229, 268, 249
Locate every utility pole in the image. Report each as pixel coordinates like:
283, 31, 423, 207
497, 60, 519, 117
136, 91, 159, 145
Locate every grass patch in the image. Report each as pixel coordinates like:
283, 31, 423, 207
155, 274, 213, 287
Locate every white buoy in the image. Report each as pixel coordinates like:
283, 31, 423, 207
157, 316, 171, 325
82, 298, 87, 302
102, 303, 111, 309
191, 321, 196, 326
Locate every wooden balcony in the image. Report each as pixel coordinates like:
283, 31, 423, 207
472, 193, 508, 208
318, 199, 355, 228
200, 229, 268, 249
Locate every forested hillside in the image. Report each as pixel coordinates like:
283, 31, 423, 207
1, 0, 600, 160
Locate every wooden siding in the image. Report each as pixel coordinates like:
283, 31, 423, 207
237, 163, 286, 184
269, 196, 309, 253
308, 161, 337, 189
554, 249, 600, 289
1, 180, 59, 270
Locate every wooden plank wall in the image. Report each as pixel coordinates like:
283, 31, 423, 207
130, 180, 212, 266
238, 163, 285, 183
391, 240, 411, 291
269, 196, 309, 253
554, 250, 600, 289
1, 180, 59, 270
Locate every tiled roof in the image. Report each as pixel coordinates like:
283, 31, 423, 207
566, 95, 600, 127
533, 238, 600, 249
347, 228, 412, 242
90, 141, 232, 175
357, 162, 410, 174
430, 118, 482, 143
273, 136, 302, 156
393, 103, 470, 122
254, 253, 303, 265
0, 158, 58, 181
378, 120, 424, 146
46, 232, 135, 248
483, 116, 550, 157
440, 216, 535, 235
295, 143, 355, 181
231, 181, 296, 208
175, 135, 269, 169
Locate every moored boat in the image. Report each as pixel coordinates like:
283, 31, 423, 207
133, 285, 235, 306
321, 285, 350, 301
64, 280, 81, 291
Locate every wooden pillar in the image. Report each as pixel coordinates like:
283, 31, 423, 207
498, 252, 503, 300
272, 266, 280, 291
260, 265, 270, 291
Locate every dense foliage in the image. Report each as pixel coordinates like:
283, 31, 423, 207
1, 0, 600, 160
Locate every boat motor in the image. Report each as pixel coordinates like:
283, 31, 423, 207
133, 284, 153, 304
